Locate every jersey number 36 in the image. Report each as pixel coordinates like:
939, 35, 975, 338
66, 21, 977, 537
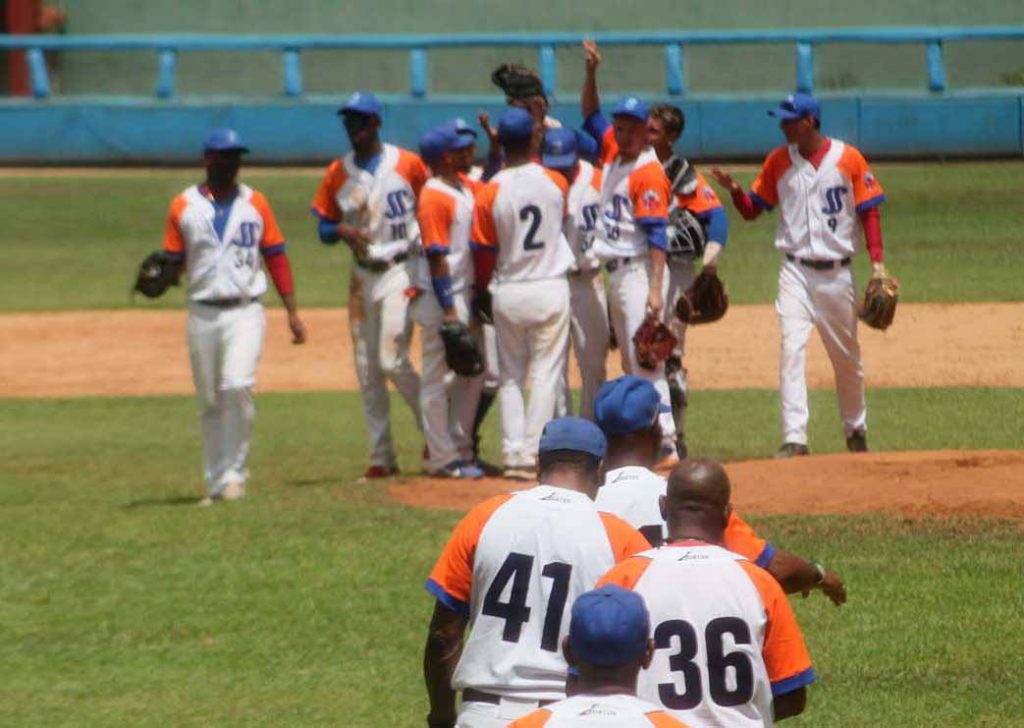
655, 617, 756, 710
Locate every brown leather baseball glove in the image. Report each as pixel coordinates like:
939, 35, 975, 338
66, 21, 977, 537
632, 316, 678, 370
492, 63, 544, 100
676, 270, 729, 325
859, 268, 900, 330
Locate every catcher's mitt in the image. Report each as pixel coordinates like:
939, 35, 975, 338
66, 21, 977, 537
132, 251, 181, 299
859, 272, 900, 330
675, 270, 729, 325
440, 321, 485, 377
491, 63, 544, 101
632, 316, 678, 370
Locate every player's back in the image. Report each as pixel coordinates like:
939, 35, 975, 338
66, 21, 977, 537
596, 466, 666, 546
600, 542, 813, 727
453, 485, 645, 701
511, 693, 691, 727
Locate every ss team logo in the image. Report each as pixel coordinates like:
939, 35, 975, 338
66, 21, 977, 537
821, 186, 848, 215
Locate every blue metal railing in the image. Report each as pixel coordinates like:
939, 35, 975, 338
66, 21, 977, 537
2, 27, 1023, 101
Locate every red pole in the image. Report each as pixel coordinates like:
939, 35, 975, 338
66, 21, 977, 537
6, 0, 37, 96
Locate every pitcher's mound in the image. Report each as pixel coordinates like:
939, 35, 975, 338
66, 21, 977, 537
390, 450, 1024, 519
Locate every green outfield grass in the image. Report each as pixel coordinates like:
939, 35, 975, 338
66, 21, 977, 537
2, 161, 1022, 312
2, 389, 1023, 727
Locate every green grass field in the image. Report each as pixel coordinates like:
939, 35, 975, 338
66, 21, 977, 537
2, 164, 1022, 726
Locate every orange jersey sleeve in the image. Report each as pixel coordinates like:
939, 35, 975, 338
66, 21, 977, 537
647, 710, 691, 727
507, 709, 552, 727
837, 145, 886, 213
396, 148, 430, 198
629, 162, 671, 220
596, 554, 654, 591
724, 511, 775, 568
162, 195, 188, 256
599, 512, 653, 562
249, 191, 286, 252
749, 147, 792, 210
425, 493, 513, 616
599, 126, 618, 167
470, 181, 500, 249
310, 160, 347, 221
417, 187, 456, 255
676, 170, 724, 216
738, 560, 815, 696
459, 173, 484, 196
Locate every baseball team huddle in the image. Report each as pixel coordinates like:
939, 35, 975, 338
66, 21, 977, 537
131, 38, 905, 726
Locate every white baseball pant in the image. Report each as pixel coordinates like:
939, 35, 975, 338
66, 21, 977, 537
776, 256, 867, 445
492, 277, 571, 468
605, 258, 676, 443
411, 291, 485, 472
663, 257, 697, 435
568, 268, 609, 420
457, 698, 553, 727
187, 300, 265, 495
352, 268, 421, 468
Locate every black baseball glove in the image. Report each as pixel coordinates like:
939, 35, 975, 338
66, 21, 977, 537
491, 63, 544, 101
132, 251, 181, 299
440, 321, 485, 377
676, 270, 729, 325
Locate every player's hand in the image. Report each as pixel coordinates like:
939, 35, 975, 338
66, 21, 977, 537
288, 311, 307, 345
337, 223, 370, 254
802, 569, 847, 606
646, 288, 664, 317
477, 112, 499, 147
583, 39, 601, 74
709, 167, 741, 195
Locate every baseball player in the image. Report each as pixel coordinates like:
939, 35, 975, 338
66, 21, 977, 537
311, 92, 427, 478
423, 417, 651, 728
471, 108, 574, 479
581, 39, 728, 458
599, 459, 815, 725
412, 126, 485, 479
592, 375, 847, 604
507, 585, 691, 727
160, 129, 306, 505
710, 93, 888, 457
541, 127, 608, 421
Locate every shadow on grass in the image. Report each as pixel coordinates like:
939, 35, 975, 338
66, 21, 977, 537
121, 495, 202, 509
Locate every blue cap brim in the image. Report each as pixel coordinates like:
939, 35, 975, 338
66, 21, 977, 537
205, 146, 249, 154
451, 136, 475, 150
769, 108, 804, 120
612, 110, 646, 122
542, 151, 577, 169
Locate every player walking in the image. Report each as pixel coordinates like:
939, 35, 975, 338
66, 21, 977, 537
471, 108, 574, 478
160, 129, 306, 505
412, 126, 486, 479
423, 417, 650, 728
599, 459, 816, 725
311, 92, 427, 478
710, 93, 889, 457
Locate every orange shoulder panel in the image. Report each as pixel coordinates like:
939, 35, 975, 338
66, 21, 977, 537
723, 511, 768, 563
427, 493, 514, 607
249, 190, 285, 248
590, 166, 603, 192
162, 194, 188, 254
506, 708, 552, 727
459, 173, 484, 195
677, 170, 723, 216
837, 143, 885, 208
470, 181, 501, 248
599, 511, 652, 561
596, 555, 653, 591
542, 168, 570, 217
311, 160, 347, 221
647, 709, 692, 727
737, 560, 814, 685
599, 126, 619, 167
417, 186, 456, 251
396, 148, 430, 197
629, 161, 671, 219
750, 146, 791, 208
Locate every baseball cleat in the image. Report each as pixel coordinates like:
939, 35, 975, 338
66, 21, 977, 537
473, 458, 504, 477
361, 464, 400, 481
197, 495, 220, 507
431, 460, 485, 480
222, 481, 247, 501
775, 442, 811, 458
846, 430, 869, 453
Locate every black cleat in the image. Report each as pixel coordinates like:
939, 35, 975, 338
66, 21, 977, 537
775, 442, 810, 459
846, 430, 868, 453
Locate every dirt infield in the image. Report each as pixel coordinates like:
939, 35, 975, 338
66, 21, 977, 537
390, 450, 1024, 519
2, 302, 1022, 397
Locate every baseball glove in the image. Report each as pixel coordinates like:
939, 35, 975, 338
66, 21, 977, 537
675, 270, 729, 325
491, 63, 544, 100
859, 271, 900, 330
632, 316, 678, 370
132, 251, 181, 299
441, 321, 485, 377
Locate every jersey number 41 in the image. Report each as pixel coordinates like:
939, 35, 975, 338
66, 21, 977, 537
481, 551, 571, 653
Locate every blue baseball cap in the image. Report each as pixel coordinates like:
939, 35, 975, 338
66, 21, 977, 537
419, 127, 458, 164
203, 128, 249, 154
569, 585, 651, 668
769, 93, 821, 122
574, 129, 599, 163
338, 91, 384, 119
612, 96, 649, 122
445, 117, 478, 143
541, 128, 578, 169
538, 416, 607, 460
593, 376, 670, 436
497, 108, 534, 144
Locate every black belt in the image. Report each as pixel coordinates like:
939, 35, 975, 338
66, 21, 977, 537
195, 297, 256, 308
356, 252, 408, 273
605, 257, 633, 273
461, 688, 556, 708
786, 254, 851, 271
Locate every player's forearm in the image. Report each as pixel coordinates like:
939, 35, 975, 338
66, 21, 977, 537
860, 206, 884, 264
766, 549, 822, 594
581, 65, 600, 119
264, 251, 295, 298
648, 246, 667, 292
423, 633, 461, 727
471, 245, 497, 294
773, 687, 807, 721
729, 187, 764, 221
428, 254, 457, 315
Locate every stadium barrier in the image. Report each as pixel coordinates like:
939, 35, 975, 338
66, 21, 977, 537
2, 28, 1023, 163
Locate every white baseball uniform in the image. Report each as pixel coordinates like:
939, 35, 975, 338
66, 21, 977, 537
592, 147, 676, 445
508, 694, 691, 727
750, 139, 886, 445
426, 485, 650, 727
163, 183, 281, 496
412, 176, 485, 472
312, 144, 427, 468
471, 162, 574, 468
599, 542, 815, 727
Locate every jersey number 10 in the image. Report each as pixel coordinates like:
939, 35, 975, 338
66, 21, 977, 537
481, 551, 571, 652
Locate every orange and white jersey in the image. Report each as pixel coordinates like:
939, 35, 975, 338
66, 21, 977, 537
565, 160, 603, 272
509, 694, 691, 727
675, 169, 723, 218
163, 183, 284, 302
471, 162, 574, 284
599, 542, 815, 727
594, 147, 671, 260
595, 467, 775, 566
310, 143, 428, 262
750, 138, 885, 261
426, 485, 650, 702
415, 177, 476, 293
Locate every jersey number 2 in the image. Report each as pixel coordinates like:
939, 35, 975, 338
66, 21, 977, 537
481, 552, 571, 652
655, 617, 755, 710
519, 205, 545, 250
